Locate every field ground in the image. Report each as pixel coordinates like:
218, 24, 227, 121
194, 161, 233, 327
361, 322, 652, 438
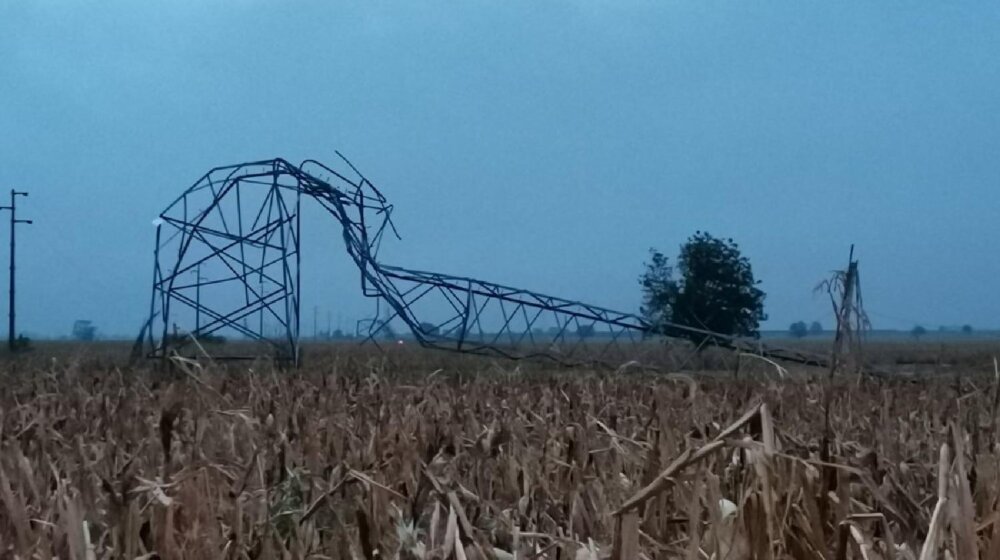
1, 341, 999, 558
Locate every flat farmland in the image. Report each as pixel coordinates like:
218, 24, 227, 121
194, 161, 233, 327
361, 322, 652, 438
0, 341, 997, 559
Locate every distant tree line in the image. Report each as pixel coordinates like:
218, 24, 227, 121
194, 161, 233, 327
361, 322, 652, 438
786, 321, 977, 340
788, 321, 824, 339
910, 324, 974, 340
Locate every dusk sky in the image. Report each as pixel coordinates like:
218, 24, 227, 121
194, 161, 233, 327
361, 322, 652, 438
2, 1, 999, 338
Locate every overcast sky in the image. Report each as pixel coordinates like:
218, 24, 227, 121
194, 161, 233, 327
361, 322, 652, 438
2, 1, 1000, 337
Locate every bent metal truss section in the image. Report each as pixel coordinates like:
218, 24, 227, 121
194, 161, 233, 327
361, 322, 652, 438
143, 156, 823, 368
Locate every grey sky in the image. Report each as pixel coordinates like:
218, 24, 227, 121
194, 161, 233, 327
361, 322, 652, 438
2, 1, 999, 337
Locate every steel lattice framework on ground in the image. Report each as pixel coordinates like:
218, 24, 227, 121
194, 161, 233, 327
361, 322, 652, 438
142, 155, 826, 369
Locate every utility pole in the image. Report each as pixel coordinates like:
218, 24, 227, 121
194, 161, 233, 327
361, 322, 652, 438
0, 190, 32, 351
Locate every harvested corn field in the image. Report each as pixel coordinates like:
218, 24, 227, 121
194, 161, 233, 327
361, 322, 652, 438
0, 349, 997, 559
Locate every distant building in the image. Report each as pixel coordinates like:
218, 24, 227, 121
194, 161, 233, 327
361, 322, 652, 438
72, 320, 97, 341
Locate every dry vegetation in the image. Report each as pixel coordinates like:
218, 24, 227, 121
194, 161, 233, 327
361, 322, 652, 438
1, 344, 1000, 559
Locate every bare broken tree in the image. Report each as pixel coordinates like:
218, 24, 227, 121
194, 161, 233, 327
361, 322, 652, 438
815, 245, 870, 377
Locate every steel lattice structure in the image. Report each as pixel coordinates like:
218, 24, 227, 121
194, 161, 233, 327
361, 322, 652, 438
142, 155, 826, 368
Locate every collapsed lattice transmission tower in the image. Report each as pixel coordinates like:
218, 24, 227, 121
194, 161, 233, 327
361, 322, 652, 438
141, 156, 825, 368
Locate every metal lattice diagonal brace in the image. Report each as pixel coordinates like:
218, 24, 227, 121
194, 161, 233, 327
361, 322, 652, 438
140, 155, 830, 369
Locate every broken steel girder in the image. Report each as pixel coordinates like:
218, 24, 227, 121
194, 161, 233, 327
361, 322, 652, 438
362, 264, 657, 365
366, 264, 827, 367
144, 156, 827, 369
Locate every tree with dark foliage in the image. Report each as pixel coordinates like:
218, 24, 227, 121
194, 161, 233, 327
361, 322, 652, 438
640, 231, 767, 345
638, 249, 678, 335
789, 321, 808, 338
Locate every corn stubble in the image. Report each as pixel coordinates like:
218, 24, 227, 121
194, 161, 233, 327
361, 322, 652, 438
0, 354, 997, 559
